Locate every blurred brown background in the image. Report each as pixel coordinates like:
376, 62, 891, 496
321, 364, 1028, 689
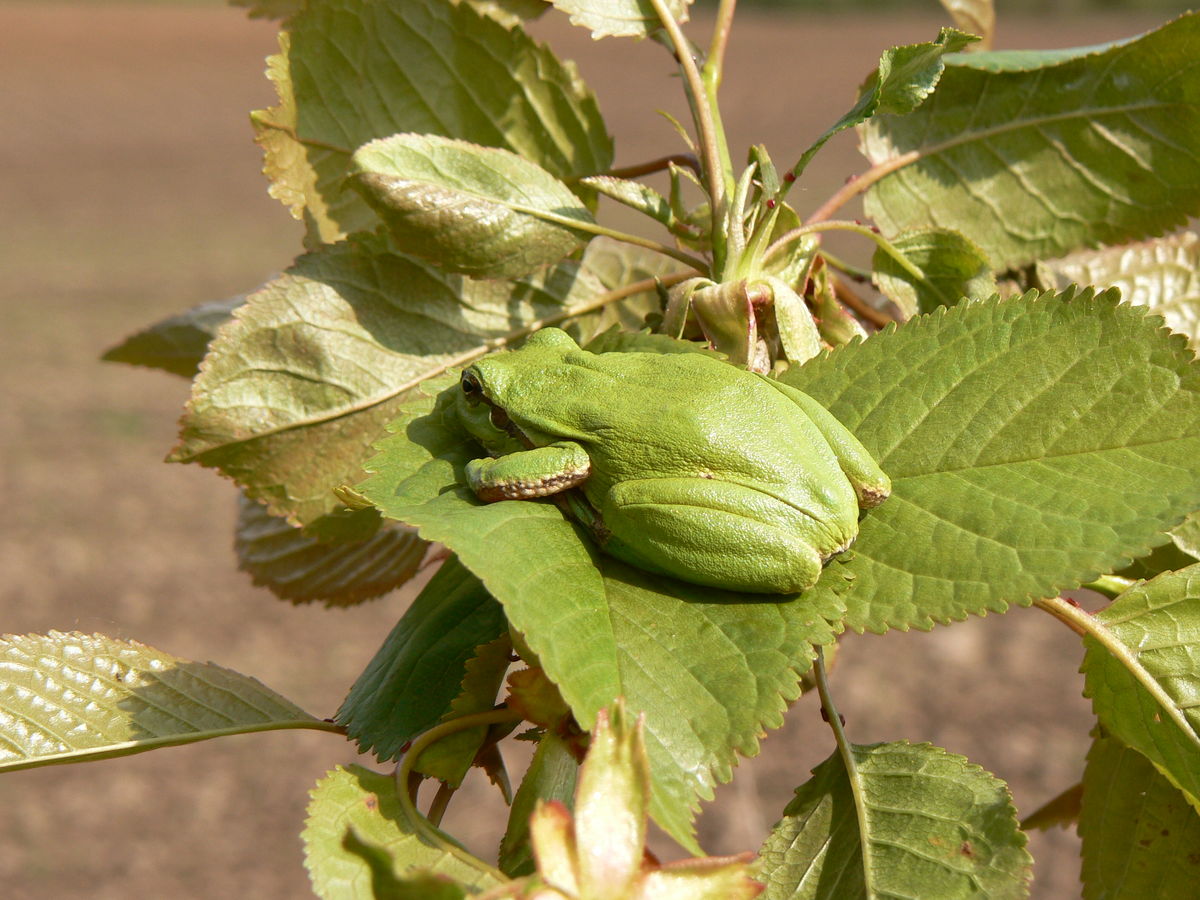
0, 3, 1168, 897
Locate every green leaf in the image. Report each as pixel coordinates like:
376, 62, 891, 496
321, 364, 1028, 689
1082, 563, 1200, 808
791, 28, 977, 179
169, 233, 629, 525
303, 765, 501, 899
779, 288, 1200, 633
547, 0, 692, 39
102, 296, 241, 378
863, 14, 1200, 269
758, 741, 1031, 899
351, 134, 595, 279
1020, 782, 1082, 832
499, 730, 578, 877
872, 227, 996, 317
581, 175, 673, 227
0, 632, 327, 773
1115, 537, 1199, 582
234, 495, 427, 606
1038, 232, 1200, 349
254, 0, 612, 244
336, 556, 508, 763
1174, 511, 1200, 557
357, 386, 840, 851
413, 633, 513, 787
1080, 733, 1200, 900
939, 0, 993, 50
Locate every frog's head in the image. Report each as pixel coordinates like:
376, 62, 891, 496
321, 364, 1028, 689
460, 328, 579, 410
457, 328, 579, 450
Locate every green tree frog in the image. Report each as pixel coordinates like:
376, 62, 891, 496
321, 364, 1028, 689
456, 328, 890, 594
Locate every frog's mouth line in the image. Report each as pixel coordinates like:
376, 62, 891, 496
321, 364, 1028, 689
474, 393, 538, 451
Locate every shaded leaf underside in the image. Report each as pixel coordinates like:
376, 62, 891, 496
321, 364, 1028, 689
1079, 733, 1200, 900
235, 495, 428, 605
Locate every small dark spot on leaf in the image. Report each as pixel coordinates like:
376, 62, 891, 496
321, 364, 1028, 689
363, 793, 378, 811
1161, 828, 1170, 836
1187, 852, 1200, 865
960, 841, 974, 858
1139, 838, 1154, 847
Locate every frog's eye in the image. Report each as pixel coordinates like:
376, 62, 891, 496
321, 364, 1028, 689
460, 371, 484, 405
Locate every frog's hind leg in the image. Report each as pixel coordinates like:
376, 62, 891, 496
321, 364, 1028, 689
760, 378, 891, 509
599, 478, 828, 594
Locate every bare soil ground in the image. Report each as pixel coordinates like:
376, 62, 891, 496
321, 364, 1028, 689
0, 4, 1168, 897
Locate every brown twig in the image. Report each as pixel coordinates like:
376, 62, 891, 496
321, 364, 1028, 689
831, 273, 895, 329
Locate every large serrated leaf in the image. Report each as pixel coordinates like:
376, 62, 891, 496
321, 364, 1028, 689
1082, 564, 1200, 808
1039, 231, 1200, 349
547, 0, 691, 39
758, 741, 1031, 899
169, 233, 630, 525
254, 0, 612, 244
352, 134, 594, 279
102, 296, 242, 378
1079, 733, 1200, 900
862, 14, 1200, 269
357, 386, 840, 851
336, 555, 508, 763
302, 765, 501, 899
0, 632, 327, 772
781, 288, 1200, 633
235, 495, 427, 605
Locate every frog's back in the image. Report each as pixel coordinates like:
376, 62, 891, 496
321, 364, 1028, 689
569, 349, 846, 491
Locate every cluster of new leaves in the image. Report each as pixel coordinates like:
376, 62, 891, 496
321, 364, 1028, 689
9, 0, 1200, 898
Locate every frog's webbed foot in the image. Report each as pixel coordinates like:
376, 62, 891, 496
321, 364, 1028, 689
466, 442, 591, 502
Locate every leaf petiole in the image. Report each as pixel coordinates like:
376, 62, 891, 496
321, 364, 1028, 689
813, 645, 877, 893
395, 706, 523, 882
649, 0, 731, 271
512, 204, 708, 272
765, 218, 930, 300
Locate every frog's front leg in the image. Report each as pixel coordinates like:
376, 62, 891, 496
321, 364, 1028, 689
761, 378, 892, 509
466, 442, 591, 502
